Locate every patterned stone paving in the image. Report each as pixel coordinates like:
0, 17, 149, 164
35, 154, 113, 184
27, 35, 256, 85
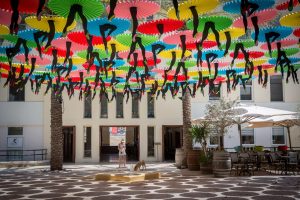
0, 163, 299, 199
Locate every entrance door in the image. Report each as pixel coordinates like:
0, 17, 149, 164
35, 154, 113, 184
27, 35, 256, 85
163, 126, 183, 161
63, 127, 75, 162
100, 126, 139, 162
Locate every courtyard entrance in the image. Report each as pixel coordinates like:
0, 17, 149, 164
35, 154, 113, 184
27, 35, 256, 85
163, 126, 183, 161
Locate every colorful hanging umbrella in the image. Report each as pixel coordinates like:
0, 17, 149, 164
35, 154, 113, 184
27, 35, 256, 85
116, 33, 158, 47
0, 25, 9, 35
280, 11, 300, 27
118, 50, 152, 60
209, 27, 245, 41
76, 49, 109, 59
137, 18, 184, 35
129, 59, 161, 67
163, 30, 200, 44
51, 37, 86, 52
167, 0, 219, 20
87, 18, 130, 36
18, 29, 61, 42
221, 39, 256, 50
186, 15, 233, 32
184, 41, 218, 50
233, 9, 277, 28
2, 34, 36, 48
229, 51, 265, 59
0, 9, 22, 26
67, 31, 110, 46
0, 0, 41, 13
264, 48, 299, 58
260, 39, 298, 50
95, 39, 129, 52
223, 0, 275, 14
48, 0, 104, 20
294, 28, 300, 37
269, 57, 300, 65
235, 59, 267, 68
158, 49, 192, 59
25, 16, 76, 33
276, 0, 299, 10
251, 26, 293, 42
39, 46, 74, 58
15, 54, 51, 66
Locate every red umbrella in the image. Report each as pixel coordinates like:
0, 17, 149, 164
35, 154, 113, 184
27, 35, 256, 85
137, 18, 184, 35
229, 51, 264, 59
67, 31, 111, 46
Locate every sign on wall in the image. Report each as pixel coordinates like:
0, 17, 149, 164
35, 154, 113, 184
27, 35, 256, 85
7, 137, 23, 148
109, 127, 126, 146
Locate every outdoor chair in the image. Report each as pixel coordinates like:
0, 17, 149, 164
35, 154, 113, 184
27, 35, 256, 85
238, 153, 255, 176
287, 152, 299, 175
230, 153, 244, 175
265, 153, 284, 175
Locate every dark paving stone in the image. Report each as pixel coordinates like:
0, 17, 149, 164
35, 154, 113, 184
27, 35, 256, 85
130, 186, 161, 190
176, 184, 198, 189
230, 187, 262, 191
222, 191, 259, 197
114, 190, 149, 195
95, 186, 121, 191
238, 183, 268, 187
263, 190, 299, 196
268, 186, 299, 191
181, 192, 217, 198
136, 194, 173, 199
252, 195, 296, 200
203, 184, 234, 188
50, 188, 85, 193
0, 194, 23, 199
6, 189, 43, 194
208, 197, 248, 200
51, 198, 82, 200
194, 187, 228, 192
92, 195, 131, 200
155, 189, 189, 193
73, 191, 110, 196
28, 193, 66, 198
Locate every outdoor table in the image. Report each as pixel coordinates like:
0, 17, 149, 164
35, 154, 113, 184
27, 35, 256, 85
238, 156, 252, 176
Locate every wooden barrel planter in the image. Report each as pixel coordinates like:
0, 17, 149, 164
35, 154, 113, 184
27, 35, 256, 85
200, 162, 213, 174
213, 151, 231, 178
187, 150, 201, 171
175, 148, 184, 169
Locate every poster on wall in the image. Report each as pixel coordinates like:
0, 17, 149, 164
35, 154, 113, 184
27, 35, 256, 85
109, 127, 126, 146
7, 137, 23, 148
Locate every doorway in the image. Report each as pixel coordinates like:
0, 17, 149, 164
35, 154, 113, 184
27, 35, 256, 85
62, 126, 75, 162
163, 126, 183, 161
99, 126, 139, 162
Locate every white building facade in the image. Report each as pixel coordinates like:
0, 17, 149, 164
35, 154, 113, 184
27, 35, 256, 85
0, 74, 300, 163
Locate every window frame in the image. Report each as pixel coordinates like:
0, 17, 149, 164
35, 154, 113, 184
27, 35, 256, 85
83, 126, 92, 158
272, 127, 285, 145
240, 80, 252, 101
132, 93, 139, 118
270, 75, 284, 102
116, 92, 124, 118
100, 95, 108, 118
83, 95, 92, 118
9, 85, 25, 102
241, 128, 255, 145
147, 126, 155, 157
147, 93, 155, 118
209, 84, 221, 101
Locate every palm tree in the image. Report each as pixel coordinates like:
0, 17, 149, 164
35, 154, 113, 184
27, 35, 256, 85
182, 90, 193, 167
50, 90, 63, 170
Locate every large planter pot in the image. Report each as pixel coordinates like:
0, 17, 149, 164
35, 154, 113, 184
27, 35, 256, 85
200, 162, 213, 174
213, 151, 231, 178
175, 148, 184, 169
187, 149, 201, 171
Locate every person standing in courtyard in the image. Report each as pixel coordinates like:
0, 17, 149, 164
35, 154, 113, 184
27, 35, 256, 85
118, 139, 126, 168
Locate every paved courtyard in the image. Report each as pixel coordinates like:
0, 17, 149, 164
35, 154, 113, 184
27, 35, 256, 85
0, 163, 300, 200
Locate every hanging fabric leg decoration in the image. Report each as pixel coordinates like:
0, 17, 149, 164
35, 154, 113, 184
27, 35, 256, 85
151, 43, 165, 67
265, 31, 280, 57
174, 61, 188, 81
44, 20, 55, 51
213, 63, 219, 80
34, 31, 46, 58
10, 0, 19, 34
51, 49, 58, 72
226, 69, 236, 92
180, 34, 186, 60
231, 43, 250, 67
86, 35, 93, 61
197, 70, 203, 89
167, 51, 177, 72
127, 37, 137, 61
44, 73, 52, 95
99, 24, 117, 52
251, 16, 259, 46
189, 6, 199, 37
135, 37, 148, 76
108, 0, 118, 20
262, 69, 268, 87
108, 43, 116, 67
224, 31, 231, 56
6, 38, 29, 66
199, 21, 221, 48
172, 0, 179, 19
240, 0, 259, 32
126, 52, 138, 83
257, 65, 263, 84
79, 71, 84, 89
63, 4, 89, 38
156, 23, 164, 36
110, 70, 120, 86
37, 0, 46, 19
65, 58, 73, 78
196, 41, 203, 68
110, 86, 117, 101
63, 41, 72, 65
205, 53, 218, 74
130, 6, 138, 39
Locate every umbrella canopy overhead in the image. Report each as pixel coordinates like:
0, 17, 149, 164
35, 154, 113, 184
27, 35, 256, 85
248, 114, 300, 128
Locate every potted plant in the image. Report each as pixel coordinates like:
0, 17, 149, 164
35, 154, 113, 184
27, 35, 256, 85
190, 122, 213, 174
204, 98, 237, 177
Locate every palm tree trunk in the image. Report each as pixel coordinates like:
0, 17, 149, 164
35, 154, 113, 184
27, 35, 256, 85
50, 90, 63, 170
182, 90, 193, 167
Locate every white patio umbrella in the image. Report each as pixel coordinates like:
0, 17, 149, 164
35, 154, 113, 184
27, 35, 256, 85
192, 104, 297, 149
248, 114, 300, 150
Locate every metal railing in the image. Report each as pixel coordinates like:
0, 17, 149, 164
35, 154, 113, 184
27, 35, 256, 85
0, 149, 47, 162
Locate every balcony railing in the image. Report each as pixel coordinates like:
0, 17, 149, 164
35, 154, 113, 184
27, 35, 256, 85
0, 149, 47, 162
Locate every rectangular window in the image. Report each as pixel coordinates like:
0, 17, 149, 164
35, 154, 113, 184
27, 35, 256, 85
132, 93, 139, 118
9, 85, 25, 101
209, 84, 221, 100
84, 95, 92, 118
147, 127, 155, 157
116, 93, 123, 118
272, 127, 285, 145
240, 80, 252, 100
7, 127, 23, 160
84, 127, 92, 157
270, 75, 283, 101
209, 135, 218, 145
100, 95, 108, 118
8, 127, 23, 135
147, 93, 155, 118
242, 128, 254, 144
